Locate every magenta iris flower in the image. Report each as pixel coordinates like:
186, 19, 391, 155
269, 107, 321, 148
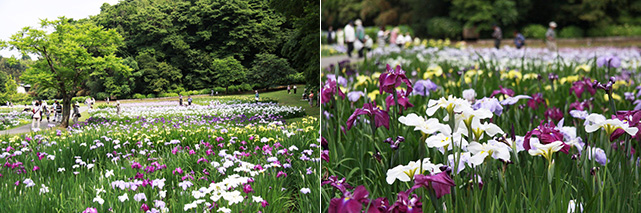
322, 176, 354, 192
544, 107, 563, 123
367, 197, 390, 213
379, 64, 413, 96
346, 103, 390, 130
596, 55, 621, 68
524, 121, 570, 153
385, 90, 414, 111
570, 77, 596, 98
610, 110, 641, 141
527, 93, 546, 110
82, 207, 97, 213
412, 172, 456, 199
321, 78, 346, 104
490, 86, 515, 98
388, 190, 422, 213
328, 185, 369, 213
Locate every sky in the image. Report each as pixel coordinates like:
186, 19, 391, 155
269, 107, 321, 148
0, 0, 120, 58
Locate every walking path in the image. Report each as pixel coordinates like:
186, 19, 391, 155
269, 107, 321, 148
1, 106, 89, 135
321, 54, 363, 69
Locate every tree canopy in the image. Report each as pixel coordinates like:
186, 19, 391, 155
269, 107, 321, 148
4, 17, 130, 127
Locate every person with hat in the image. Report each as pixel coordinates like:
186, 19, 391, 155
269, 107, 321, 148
116, 101, 121, 115
546, 22, 557, 51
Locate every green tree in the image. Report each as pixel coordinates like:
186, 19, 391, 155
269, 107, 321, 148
248, 53, 296, 88
271, 0, 320, 91
450, 0, 519, 31
3, 17, 130, 127
212, 57, 246, 93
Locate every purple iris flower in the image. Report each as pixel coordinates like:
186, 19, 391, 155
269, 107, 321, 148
322, 176, 354, 193
347, 91, 365, 102
490, 86, 515, 98
411, 172, 456, 199
326, 74, 348, 87
473, 97, 503, 116
321, 78, 346, 104
385, 90, 414, 111
346, 103, 390, 130
412, 79, 438, 96
328, 185, 369, 213
596, 55, 621, 68
500, 95, 531, 106
367, 197, 390, 213
379, 64, 413, 96
388, 190, 422, 213
587, 147, 608, 166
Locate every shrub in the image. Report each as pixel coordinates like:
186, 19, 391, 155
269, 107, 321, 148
71, 96, 90, 104
199, 89, 210, 95
587, 25, 641, 37
214, 87, 226, 94
158, 93, 178, 98
248, 54, 295, 89
95, 92, 109, 100
559, 26, 584, 38
287, 72, 305, 84
522, 24, 547, 39
133, 94, 146, 99
146, 94, 156, 98
426, 17, 462, 39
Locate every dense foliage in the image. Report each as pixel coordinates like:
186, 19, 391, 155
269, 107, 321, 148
91, 0, 315, 96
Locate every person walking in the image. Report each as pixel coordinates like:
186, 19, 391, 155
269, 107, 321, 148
55, 100, 63, 122
344, 21, 356, 58
492, 24, 502, 49
355, 19, 366, 58
327, 26, 334, 44
179, 95, 183, 106
72, 103, 80, 124
293, 85, 297, 94
336, 28, 344, 46
287, 85, 291, 94
187, 95, 193, 106
390, 27, 399, 47
106, 97, 110, 105
31, 101, 42, 131
514, 30, 525, 49
255, 90, 260, 102
308, 90, 314, 107
377, 26, 387, 47
42, 101, 50, 122
116, 101, 121, 115
546, 22, 557, 51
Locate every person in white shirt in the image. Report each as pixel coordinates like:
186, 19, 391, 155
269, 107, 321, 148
377, 26, 387, 47
32, 101, 42, 131
336, 28, 344, 46
344, 21, 356, 58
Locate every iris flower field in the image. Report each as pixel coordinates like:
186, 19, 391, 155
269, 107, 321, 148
321, 45, 641, 212
0, 97, 320, 212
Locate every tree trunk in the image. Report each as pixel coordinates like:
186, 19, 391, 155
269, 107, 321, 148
61, 95, 72, 128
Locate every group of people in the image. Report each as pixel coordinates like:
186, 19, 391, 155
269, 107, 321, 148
30, 100, 65, 131
178, 95, 193, 106
376, 27, 414, 48
327, 19, 373, 58
492, 21, 557, 51
287, 85, 297, 94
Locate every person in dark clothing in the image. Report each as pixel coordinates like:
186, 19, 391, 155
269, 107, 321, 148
514, 30, 525, 49
327, 26, 334, 44
492, 24, 502, 49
